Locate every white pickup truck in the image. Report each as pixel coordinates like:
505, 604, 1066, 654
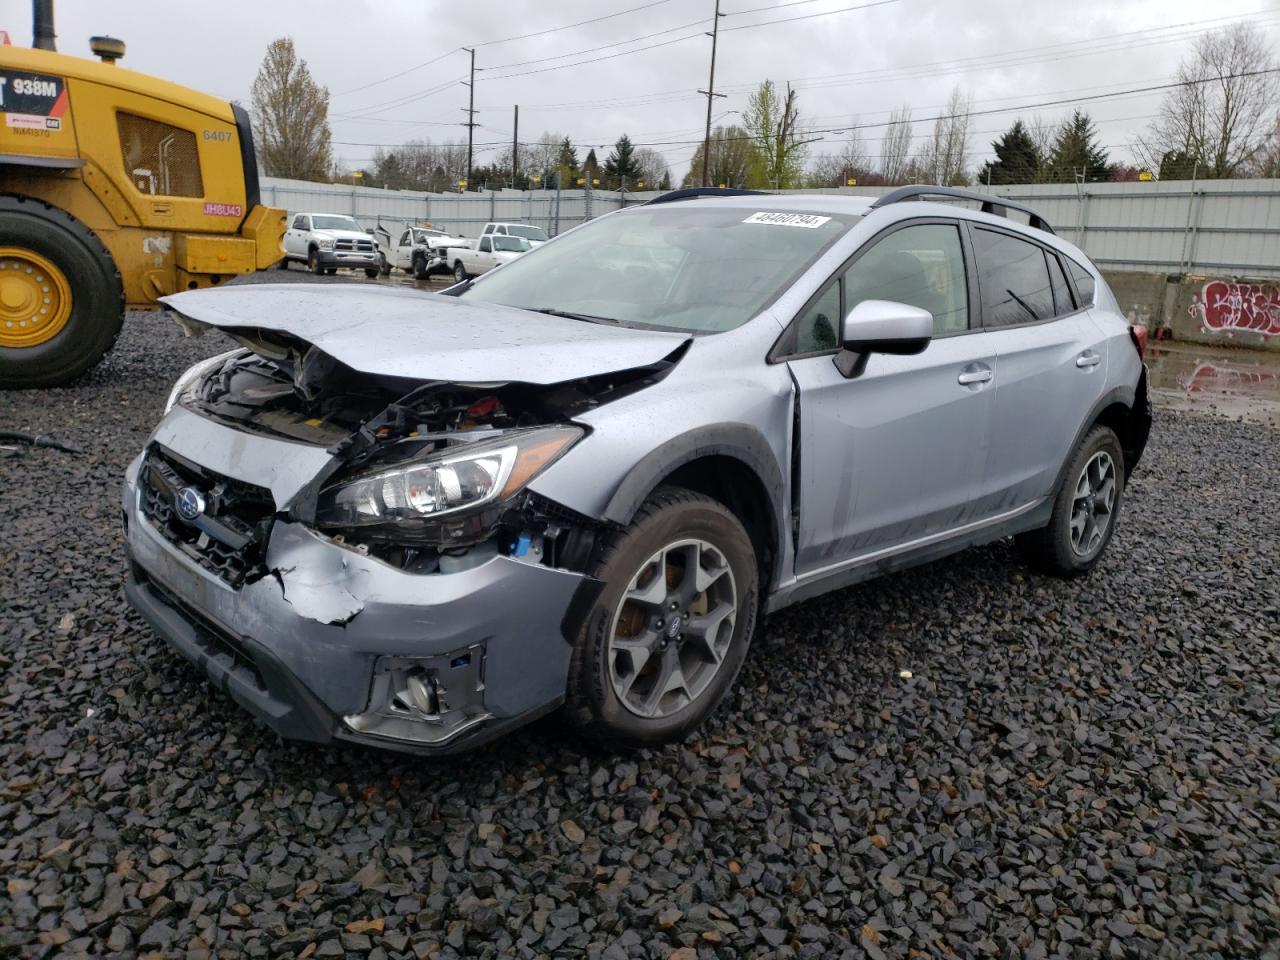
372, 224, 472, 279
281, 213, 381, 276
448, 234, 533, 283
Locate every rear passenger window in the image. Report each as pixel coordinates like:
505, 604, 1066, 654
1067, 259, 1096, 306
118, 113, 203, 197
973, 228, 1054, 326
842, 223, 969, 334
1046, 252, 1074, 315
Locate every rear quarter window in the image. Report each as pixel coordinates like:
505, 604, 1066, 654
1067, 258, 1097, 306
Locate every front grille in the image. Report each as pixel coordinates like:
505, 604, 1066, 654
140, 446, 276, 587
335, 238, 375, 252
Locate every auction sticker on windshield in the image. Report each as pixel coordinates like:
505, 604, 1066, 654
742, 212, 832, 228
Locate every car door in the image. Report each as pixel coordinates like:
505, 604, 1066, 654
284, 215, 308, 257
395, 228, 414, 269
968, 225, 1110, 512
475, 236, 495, 273
785, 220, 999, 574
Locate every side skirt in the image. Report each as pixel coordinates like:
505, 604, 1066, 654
766, 498, 1051, 614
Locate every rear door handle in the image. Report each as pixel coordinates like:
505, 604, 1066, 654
958, 369, 993, 385
1076, 352, 1101, 368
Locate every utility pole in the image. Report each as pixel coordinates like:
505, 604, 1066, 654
512, 104, 519, 188
461, 48, 477, 186
698, 0, 726, 188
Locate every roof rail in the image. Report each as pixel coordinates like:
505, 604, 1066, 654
646, 187, 768, 205
870, 185, 1055, 235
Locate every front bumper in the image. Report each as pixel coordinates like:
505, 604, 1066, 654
314, 249, 380, 270
122, 451, 587, 755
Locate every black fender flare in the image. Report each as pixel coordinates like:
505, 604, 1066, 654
600, 423, 788, 585
1049, 384, 1137, 495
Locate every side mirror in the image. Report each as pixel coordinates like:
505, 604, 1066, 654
835, 299, 933, 378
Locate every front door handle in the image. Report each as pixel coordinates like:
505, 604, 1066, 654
958, 369, 993, 385
1076, 352, 1102, 368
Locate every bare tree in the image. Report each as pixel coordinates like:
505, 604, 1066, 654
916, 87, 972, 185
682, 125, 757, 187
1246, 114, 1280, 177
1027, 113, 1057, 181
879, 105, 913, 184
251, 38, 332, 180
631, 147, 670, 188
1138, 22, 1279, 178
808, 125, 871, 187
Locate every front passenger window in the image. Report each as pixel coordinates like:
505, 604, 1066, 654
479, 237, 491, 253
842, 224, 969, 335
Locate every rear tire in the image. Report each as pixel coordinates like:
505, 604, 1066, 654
565, 486, 758, 748
324, 268, 337, 276
1016, 425, 1125, 577
277, 257, 289, 270
0, 194, 124, 388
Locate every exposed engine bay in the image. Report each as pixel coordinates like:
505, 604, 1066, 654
167, 327, 686, 578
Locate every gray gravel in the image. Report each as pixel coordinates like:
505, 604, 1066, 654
2, 288, 1279, 959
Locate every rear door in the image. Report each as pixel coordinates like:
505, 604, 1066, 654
970, 225, 1109, 511
785, 220, 1000, 573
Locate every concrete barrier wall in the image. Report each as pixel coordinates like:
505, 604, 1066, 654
1106, 271, 1280, 352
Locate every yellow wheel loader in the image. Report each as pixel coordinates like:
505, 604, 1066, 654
0, 4, 286, 387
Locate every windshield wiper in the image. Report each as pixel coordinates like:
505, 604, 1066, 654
529, 307, 621, 325
1006, 289, 1041, 321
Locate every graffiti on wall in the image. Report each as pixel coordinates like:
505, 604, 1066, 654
1190, 280, 1280, 338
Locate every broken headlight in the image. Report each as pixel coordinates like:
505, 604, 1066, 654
164, 349, 243, 414
314, 426, 582, 533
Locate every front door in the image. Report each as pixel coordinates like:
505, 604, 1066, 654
785, 220, 998, 574
284, 215, 309, 257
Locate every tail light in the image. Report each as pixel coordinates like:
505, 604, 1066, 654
1129, 324, 1148, 358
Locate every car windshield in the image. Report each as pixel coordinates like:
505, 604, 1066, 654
413, 229, 447, 242
312, 215, 362, 231
460, 206, 854, 332
493, 236, 531, 252
506, 225, 548, 241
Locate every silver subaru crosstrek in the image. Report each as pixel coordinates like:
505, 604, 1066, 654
123, 187, 1151, 754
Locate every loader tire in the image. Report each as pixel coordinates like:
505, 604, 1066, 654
0, 194, 124, 388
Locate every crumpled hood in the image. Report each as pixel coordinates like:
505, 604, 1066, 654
161, 283, 690, 385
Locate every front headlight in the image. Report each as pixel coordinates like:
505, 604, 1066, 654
163, 349, 242, 414
314, 426, 582, 533
317, 237, 335, 250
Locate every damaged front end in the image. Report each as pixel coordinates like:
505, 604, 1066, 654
127, 321, 683, 751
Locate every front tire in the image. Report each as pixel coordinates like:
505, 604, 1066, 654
565, 487, 759, 748
413, 254, 429, 281
453, 261, 467, 284
364, 268, 379, 279
378, 254, 390, 277
308, 249, 323, 274
0, 194, 124, 388
1016, 425, 1125, 576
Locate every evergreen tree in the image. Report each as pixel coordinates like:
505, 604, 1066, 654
603, 134, 639, 188
583, 148, 600, 185
1158, 149, 1201, 180
977, 120, 1040, 185
558, 137, 579, 170
1046, 110, 1111, 183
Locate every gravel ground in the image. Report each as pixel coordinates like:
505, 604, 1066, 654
2, 287, 1279, 959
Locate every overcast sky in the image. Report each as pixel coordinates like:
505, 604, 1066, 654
11, 0, 1280, 179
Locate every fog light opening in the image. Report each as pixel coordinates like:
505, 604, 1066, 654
344, 645, 490, 746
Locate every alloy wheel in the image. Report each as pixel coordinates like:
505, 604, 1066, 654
607, 538, 737, 719
1070, 451, 1117, 558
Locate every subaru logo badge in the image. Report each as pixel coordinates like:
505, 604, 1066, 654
176, 486, 205, 522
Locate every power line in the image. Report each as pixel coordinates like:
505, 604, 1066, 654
473, 0, 679, 47
336, 66, 1280, 151
721, 0, 901, 33
332, 49, 461, 98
